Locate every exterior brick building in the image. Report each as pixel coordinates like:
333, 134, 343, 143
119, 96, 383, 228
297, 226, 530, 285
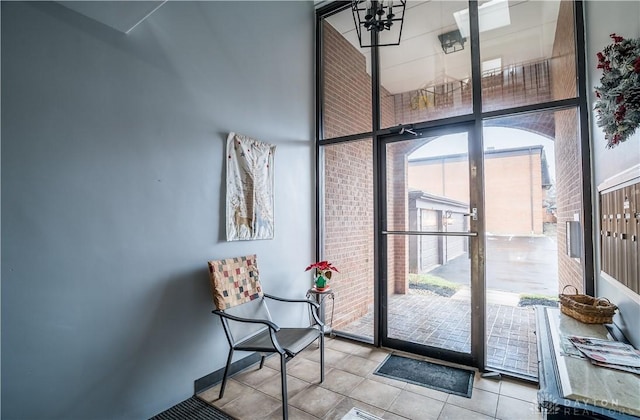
409, 145, 550, 236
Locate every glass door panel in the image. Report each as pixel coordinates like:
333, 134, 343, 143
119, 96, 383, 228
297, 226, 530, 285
385, 235, 472, 354
383, 130, 476, 360
482, 109, 579, 379
320, 139, 375, 341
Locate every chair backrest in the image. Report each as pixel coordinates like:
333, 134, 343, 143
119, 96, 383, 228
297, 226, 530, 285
208, 254, 272, 343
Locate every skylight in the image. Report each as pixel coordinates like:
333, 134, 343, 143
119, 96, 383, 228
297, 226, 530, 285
453, 0, 511, 39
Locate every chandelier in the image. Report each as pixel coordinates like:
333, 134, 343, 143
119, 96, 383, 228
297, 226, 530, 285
351, 0, 406, 48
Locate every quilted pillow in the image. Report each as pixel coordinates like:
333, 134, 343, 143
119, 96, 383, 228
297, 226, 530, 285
208, 254, 263, 310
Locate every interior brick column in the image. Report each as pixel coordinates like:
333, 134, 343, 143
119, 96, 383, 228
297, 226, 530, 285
551, 1, 583, 294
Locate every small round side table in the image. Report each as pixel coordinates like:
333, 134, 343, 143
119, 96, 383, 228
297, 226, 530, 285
306, 287, 335, 337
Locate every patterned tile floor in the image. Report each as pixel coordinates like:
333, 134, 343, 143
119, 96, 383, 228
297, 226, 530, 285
339, 290, 539, 378
198, 337, 542, 419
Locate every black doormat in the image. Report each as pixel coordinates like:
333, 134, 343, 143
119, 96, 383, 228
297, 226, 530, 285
150, 396, 233, 420
374, 354, 474, 398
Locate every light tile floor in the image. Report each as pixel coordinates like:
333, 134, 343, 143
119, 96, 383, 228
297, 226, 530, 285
198, 337, 542, 420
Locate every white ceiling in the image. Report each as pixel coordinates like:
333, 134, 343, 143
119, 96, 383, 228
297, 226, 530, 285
326, 0, 561, 94
56, 0, 560, 95
57, 1, 166, 34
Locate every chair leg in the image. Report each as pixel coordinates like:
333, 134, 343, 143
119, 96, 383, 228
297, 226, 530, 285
259, 355, 266, 369
280, 353, 288, 420
319, 332, 325, 383
219, 348, 234, 399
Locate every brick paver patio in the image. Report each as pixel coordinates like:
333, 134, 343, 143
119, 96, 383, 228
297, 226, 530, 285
338, 291, 539, 379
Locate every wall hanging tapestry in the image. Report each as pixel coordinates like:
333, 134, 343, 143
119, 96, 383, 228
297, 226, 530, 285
226, 132, 275, 241
594, 33, 640, 149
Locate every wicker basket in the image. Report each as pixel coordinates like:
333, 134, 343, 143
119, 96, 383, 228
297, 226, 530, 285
559, 285, 617, 324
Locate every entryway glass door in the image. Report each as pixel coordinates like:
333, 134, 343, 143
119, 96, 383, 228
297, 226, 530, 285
380, 125, 482, 366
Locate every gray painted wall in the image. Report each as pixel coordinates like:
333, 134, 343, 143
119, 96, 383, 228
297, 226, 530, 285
587, 1, 640, 183
585, 1, 640, 347
1, 2, 314, 418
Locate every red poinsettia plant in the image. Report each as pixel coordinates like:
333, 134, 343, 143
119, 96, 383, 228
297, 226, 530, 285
305, 260, 339, 279
305, 261, 339, 290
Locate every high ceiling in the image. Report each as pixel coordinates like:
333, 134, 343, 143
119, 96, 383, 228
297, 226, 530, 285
57, 1, 166, 33
56, 0, 561, 96
326, 0, 561, 94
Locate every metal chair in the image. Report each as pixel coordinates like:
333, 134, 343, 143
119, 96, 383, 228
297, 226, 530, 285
208, 254, 324, 420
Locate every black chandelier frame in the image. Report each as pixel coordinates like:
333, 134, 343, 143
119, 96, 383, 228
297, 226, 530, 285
351, 0, 407, 48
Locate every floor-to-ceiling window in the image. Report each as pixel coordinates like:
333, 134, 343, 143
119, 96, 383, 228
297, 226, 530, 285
316, 0, 591, 379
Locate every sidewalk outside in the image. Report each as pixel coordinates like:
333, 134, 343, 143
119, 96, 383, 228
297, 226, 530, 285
339, 290, 540, 378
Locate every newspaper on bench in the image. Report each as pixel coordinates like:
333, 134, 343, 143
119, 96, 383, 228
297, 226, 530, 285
568, 335, 640, 375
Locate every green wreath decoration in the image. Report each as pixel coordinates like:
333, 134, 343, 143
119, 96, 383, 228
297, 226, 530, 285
594, 33, 640, 149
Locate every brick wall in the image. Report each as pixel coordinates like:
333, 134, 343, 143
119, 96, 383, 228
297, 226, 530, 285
321, 22, 396, 332
386, 142, 416, 294
322, 140, 375, 331
409, 149, 545, 235
409, 157, 469, 203
322, 21, 372, 139
554, 108, 583, 292
551, 1, 583, 293
484, 152, 544, 235
484, 113, 555, 141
